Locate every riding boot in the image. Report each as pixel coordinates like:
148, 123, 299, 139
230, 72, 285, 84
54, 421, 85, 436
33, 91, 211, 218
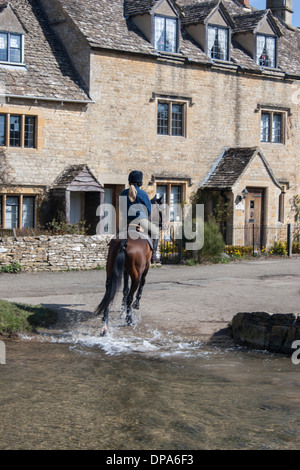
151, 238, 160, 264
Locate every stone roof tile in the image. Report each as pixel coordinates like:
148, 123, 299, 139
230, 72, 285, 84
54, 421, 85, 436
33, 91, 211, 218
202, 147, 259, 189
52, 164, 104, 190
180, 1, 219, 25
0, 0, 89, 101
55, 0, 300, 77
233, 10, 267, 32
124, 0, 158, 17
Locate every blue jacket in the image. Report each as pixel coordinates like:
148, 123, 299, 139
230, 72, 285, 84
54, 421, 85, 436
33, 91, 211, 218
121, 186, 152, 222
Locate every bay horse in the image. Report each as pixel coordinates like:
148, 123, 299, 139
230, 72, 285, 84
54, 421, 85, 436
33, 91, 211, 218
95, 196, 166, 335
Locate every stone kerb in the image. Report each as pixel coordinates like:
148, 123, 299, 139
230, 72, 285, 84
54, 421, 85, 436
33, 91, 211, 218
231, 311, 300, 355
0, 234, 112, 272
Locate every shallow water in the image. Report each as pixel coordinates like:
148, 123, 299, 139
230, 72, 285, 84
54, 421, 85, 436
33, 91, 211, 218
1, 320, 300, 451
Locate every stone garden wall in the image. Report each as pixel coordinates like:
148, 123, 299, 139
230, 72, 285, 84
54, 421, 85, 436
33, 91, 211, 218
232, 311, 300, 355
0, 235, 113, 272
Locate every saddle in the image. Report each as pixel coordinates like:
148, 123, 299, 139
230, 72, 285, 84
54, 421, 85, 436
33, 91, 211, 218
116, 225, 153, 251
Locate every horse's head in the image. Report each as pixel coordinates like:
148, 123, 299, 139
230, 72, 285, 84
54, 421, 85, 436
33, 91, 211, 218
150, 194, 163, 205
150, 194, 169, 230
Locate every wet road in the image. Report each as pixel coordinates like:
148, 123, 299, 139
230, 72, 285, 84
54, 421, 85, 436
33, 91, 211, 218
0, 257, 299, 340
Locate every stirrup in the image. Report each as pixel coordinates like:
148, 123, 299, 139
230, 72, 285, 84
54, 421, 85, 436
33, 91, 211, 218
127, 223, 144, 233
151, 252, 161, 264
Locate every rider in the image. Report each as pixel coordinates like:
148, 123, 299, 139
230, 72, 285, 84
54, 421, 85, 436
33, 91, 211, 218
120, 170, 160, 263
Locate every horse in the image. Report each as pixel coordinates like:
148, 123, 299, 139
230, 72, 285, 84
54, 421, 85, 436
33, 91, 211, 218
95, 196, 166, 336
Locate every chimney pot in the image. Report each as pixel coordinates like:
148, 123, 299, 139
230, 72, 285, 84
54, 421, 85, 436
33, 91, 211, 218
266, 0, 294, 26
238, 0, 250, 7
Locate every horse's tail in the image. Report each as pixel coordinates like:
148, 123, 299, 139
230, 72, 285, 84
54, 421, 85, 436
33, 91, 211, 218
95, 239, 127, 316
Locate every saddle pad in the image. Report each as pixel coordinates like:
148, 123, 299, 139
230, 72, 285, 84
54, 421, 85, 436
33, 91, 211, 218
116, 230, 153, 250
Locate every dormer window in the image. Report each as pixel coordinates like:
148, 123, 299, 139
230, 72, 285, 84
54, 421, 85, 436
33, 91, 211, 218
256, 34, 276, 68
0, 32, 23, 64
207, 25, 229, 61
154, 15, 178, 53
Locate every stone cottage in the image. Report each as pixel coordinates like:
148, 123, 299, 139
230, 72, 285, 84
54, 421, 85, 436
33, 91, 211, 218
0, 0, 299, 248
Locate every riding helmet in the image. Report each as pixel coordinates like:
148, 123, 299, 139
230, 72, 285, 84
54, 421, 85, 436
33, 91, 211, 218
128, 170, 143, 186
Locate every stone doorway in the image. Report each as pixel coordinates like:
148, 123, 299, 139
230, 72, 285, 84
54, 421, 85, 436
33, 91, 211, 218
244, 188, 264, 248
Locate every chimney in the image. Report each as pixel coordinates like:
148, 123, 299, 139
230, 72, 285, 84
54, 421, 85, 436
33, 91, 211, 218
238, 0, 250, 7
266, 0, 294, 26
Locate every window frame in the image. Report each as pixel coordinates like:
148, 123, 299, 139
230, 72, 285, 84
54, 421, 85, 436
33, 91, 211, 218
0, 113, 37, 148
0, 194, 36, 230
153, 14, 178, 53
24, 116, 36, 148
0, 31, 23, 64
207, 24, 230, 62
256, 33, 277, 69
157, 99, 187, 137
156, 182, 184, 223
260, 110, 285, 144
10, 115, 21, 147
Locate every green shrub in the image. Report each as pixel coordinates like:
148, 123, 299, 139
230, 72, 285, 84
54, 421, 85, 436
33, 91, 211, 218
44, 218, 88, 235
270, 241, 287, 256
292, 242, 300, 254
198, 220, 225, 261
0, 262, 22, 273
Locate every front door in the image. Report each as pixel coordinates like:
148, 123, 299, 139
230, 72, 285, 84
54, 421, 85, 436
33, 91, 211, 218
70, 192, 83, 225
244, 188, 264, 249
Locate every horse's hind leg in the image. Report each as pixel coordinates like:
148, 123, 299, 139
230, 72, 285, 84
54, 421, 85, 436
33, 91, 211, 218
133, 267, 148, 310
101, 306, 109, 336
121, 271, 129, 314
126, 277, 140, 325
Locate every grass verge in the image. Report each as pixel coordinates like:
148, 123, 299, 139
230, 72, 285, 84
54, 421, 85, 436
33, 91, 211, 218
0, 299, 57, 337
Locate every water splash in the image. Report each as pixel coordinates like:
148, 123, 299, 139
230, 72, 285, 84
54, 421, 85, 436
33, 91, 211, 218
23, 319, 214, 358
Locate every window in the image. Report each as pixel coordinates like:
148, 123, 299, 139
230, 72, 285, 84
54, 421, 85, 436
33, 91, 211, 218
278, 190, 285, 223
0, 113, 36, 148
10, 115, 21, 147
154, 15, 178, 53
272, 114, 282, 143
1, 195, 35, 229
207, 25, 229, 61
0, 114, 5, 145
256, 34, 276, 68
157, 101, 185, 136
156, 184, 182, 222
24, 116, 36, 148
0, 32, 23, 63
261, 111, 284, 143
5, 196, 18, 228
22, 197, 35, 228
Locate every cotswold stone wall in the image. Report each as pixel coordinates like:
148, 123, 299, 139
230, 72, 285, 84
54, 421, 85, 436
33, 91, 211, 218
0, 235, 112, 272
232, 311, 300, 355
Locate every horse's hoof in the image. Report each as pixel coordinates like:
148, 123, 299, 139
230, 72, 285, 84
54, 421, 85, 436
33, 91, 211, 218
132, 301, 139, 310
100, 325, 108, 336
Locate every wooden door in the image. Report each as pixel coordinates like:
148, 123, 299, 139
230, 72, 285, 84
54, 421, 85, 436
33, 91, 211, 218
70, 192, 83, 225
244, 188, 264, 249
